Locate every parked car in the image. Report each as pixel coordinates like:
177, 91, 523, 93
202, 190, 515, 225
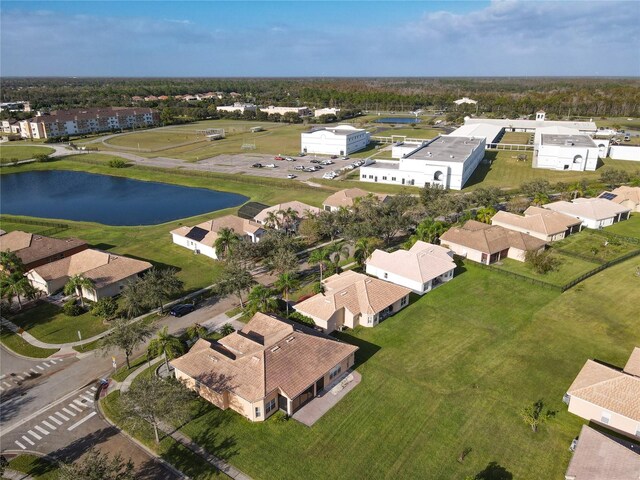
285, 157, 295, 162
298, 152, 306, 157
310, 159, 321, 164
170, 304, 195, 317
343, 164, 355, 170
287, 174, 297, 179
323, 172, 337, 179
342, 156, 350, 160
331, 155, 338, 159
274, 155, 285, 161
294, 165, 305, 171
321, 160, 334, 165
264, 163, 276, 168
304, 167, 316, 172
251, 163, 263, 168
624, 134, 631, 141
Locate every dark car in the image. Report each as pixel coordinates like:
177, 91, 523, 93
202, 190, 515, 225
330, 155, 338, 159
310, 159, 321, 164
251, 163, 263, 168
170, 304, 195, 317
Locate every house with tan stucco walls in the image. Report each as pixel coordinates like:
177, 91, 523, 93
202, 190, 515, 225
544, 198, 631, 229
599, 186, 640, 213
293, 270, 411, 333
491, 207, 582, 242
564, 347, 640, 440
322, 188, 389, 212
171, 313, 358, 422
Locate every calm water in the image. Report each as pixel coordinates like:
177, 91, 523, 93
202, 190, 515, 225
375, 117, 421, 124
0, 170, 248, 226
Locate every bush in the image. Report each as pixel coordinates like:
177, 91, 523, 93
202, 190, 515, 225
34, 153, 51, 163
220, 323, 235, 336
9, 157, 19, 166
288, 311, 315, 327
108, 159, 129, 168
270, 411, 289, 423
524, 249, 560, 275
63, 299, 83, 317
90, 297, 118, 321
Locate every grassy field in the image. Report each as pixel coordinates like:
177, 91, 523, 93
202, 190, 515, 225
105, 130, 201, 150
494, 255, 599, 287
463, 150, 640, 191
0, 145, 55, 163
372, 127, 442, 139
8, 301, 109, 344
500, 132, 532, 145
156, 259, 639, 480
7, 454, 60, 479
551, 230, 640, 263
606, 213, 640, 238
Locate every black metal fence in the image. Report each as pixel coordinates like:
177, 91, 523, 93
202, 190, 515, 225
1, 217, 69, 236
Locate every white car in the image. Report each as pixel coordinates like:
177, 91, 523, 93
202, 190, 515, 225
323, 172, 337, 179
264, 163, 276, 168
321, 160, 334, 165
287, 174, 297, 179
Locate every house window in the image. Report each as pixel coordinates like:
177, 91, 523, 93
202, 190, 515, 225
600, 411, 611, 424
401, 296, 407, 306
368, 175, 373, 179
391, 177, 396, 181
329, 365, 342, 380
384, 272, 388, 279
255, 407, 261, 418
265, 398, 276, 414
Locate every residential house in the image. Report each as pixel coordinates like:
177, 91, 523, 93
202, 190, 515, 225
491, 207, 582, 242
1, 118, 21, 135
365, 241, 456, 294
564, 348, 640, 439
0, 231, 88, 271
439, 220, 547, 264
544, 198, 631, 229
171, 312, 358, 422
293, 270, 411, 333
26, 249, 152, 301
564, 425, 640, 480
600, 186, 640, 213
170, 215, 265, 260
253, 201, 320, 231
322, 188, 389, 212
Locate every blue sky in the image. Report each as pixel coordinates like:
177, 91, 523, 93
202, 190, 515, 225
1, 1, 639, 76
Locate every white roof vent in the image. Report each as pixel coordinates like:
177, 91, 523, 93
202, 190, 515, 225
450, 155, 455, 158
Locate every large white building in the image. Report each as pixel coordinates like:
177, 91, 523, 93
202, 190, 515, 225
301, 124, 370, 156
464, 111, 598, 134
359, 136, 485, 190
314, 107, 341, 117
216, 103, 257, 114
535, 134, 600, 171
259, 106, 310, 116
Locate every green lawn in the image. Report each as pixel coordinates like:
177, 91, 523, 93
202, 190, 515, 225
493, 255, 599, 287
0, 326, 59, 358
606, 213, 640, 239
153, 259, 638, 480
551, 230, 640, 263
7, 454, 60, 480
500, 132, 532, 145
0, 145, 55, 163
105, 130, 201, 151
8, 301, 109, 344
372, 127, 442, 139
463, 150, 640, 191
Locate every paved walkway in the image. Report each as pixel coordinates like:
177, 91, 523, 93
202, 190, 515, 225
119, 356, 164, 393
292, 370, 361, 427
1, 468, 35, 480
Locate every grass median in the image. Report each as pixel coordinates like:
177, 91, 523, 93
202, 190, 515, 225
0, 326, 59, 358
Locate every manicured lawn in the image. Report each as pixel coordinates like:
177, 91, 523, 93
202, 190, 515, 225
0, 326, 59, 358
372, 127, 442, 139
606, 213, 640, 239
463, 150, 640, 191
111, 352, 158, 382
7, 454, 60, 479
552, 230, 640, 263
8, 301, 109, 344
493, 255, 599, 287
165, 259, 639, 480
500, 132, 532, 145
0, 145, 55, 163
105, 130, 201, 150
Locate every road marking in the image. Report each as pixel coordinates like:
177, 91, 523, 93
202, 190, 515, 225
0, 386, 4, 392
42, 420, 56, 430
36, 365, 44, 371
90, 386, 97, 391
73, 399, 88, 408
43, 362, 51, 367
49, 415, 63, 425
16, 375, 25, 380
21, 436, 34, 446
35, 425, 49, 435
3, 381, 11, 387
62, 408, 76, 417
23, 371, 31, 377
27, 429, 42, 440
67, 411, 97, 431
15, 440, 26, 450
80, 395, 93, 402
70, 403, 83, 412
55, 412, 69, 421
0, 374, 5, 380
30, 368, 39, 374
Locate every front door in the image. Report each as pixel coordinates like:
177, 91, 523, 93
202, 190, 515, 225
278, 394, 288, 413
315, 376, 325, 394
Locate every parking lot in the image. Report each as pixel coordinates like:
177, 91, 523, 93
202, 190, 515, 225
167, 152, 365, 181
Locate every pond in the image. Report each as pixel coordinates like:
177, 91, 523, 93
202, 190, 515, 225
374, 117, 421, 124
0, 170, 248, 226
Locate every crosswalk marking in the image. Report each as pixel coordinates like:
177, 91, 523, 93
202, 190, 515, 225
43, 362, 51, 367
42, 420, 56, 430
16, 375, 25, 381
30, 368, 39, 374
3, 381, 11, 387
80, 395, 93, 403
21, 436, 34, 446
55, 412, 69, 421
0, 374, 5, 380
36, 365, 44, 371
49, 415, 63, 425
23, 371, 31, 377
85, 390, 94, 396
35, 425, 49, 435
62, 408, 76, 417
15, 440, 26, 450
27, 429, 42, 440
70, 403, 83, 412
90, 386, 97, 391
67, 411, 96, 431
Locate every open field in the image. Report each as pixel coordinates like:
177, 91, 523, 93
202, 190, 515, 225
105, 130, 201, 150
129, 258, 638, 480
606, 213, 640, 238
494, 254, 599, 287
371, 127, 443, 139
0, 145, 55, 163
500, 132, 532, 145
463, 150, 640, 191
552, 230, 640, 263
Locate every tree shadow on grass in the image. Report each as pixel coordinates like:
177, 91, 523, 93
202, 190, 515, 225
474, 461, 513, 480
89, 243, 116, 251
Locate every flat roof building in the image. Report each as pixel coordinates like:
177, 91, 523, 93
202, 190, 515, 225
301, 124, 370, 156
535, 134, 600, 171
260, 106, 310, 116
359, 136, 485, 190
216, 103, 257, 113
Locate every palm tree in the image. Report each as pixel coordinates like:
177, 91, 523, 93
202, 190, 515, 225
309, 247, 330, 282
567, 181, 585, 200
264, 211, 281, 230
148, 326, 185, 373
532, 192, 550, 206
274, 272, 300, 316
415, 218, 448, 244
1, 274, 31, 310
245, 285, 278, 316
476, 207, 497, 224
280, 207, 300, 234
64, 274, 94, 307
214, 227, 240, 259
353, 237, 381, 267
327, 242, 350, 272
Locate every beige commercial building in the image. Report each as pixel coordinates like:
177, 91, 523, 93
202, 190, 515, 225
171, 313, 358, 422
294, 270, 411, 333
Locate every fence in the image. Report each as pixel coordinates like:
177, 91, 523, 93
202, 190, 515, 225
590, 229, 640, 246
1, 217, 69, 236
560, 249, 640, 291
